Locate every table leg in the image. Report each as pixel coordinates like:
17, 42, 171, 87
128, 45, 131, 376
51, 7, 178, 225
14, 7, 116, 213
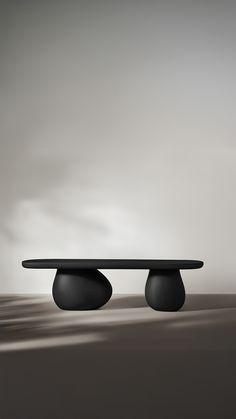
145, 269, 185, 311
52, 269, 112, 310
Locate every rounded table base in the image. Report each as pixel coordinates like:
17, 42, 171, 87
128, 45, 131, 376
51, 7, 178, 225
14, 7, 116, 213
52, 269, 112, 310
145, 269, 185, 311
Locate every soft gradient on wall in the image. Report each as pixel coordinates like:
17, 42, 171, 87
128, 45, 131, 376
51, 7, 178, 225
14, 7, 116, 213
1, 0, 236, 293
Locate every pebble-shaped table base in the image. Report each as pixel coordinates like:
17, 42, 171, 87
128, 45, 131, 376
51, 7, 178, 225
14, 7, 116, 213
22, 259, 204, 312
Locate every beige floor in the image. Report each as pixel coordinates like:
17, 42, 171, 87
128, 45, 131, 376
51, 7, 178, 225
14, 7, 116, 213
1, 294, 236, 419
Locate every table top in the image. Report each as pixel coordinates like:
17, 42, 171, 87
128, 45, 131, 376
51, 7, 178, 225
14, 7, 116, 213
22, 259, 204, 270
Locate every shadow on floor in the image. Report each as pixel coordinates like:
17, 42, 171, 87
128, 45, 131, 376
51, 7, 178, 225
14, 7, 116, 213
104, 294, 147, 309
183, 293, 236, 311
1, 294, 236, 344
1, 294, 236, 419
105, 293, 236, 311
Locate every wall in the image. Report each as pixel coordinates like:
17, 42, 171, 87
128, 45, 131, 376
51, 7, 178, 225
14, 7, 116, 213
1, 0, 236, 293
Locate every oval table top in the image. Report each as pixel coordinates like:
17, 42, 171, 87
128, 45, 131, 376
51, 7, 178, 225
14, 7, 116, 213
22, 259, 204, 270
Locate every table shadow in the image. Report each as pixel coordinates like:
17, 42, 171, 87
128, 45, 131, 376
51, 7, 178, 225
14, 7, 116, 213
183, 293, 236, 311
1, 294, 236, 419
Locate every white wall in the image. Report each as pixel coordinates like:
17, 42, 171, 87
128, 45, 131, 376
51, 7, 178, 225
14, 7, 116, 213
1, 0, 236, 293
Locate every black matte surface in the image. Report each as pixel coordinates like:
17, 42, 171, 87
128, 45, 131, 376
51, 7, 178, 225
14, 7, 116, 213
52, 269, 112, 310
145, 269, 186, 311
22, 259, 203, 270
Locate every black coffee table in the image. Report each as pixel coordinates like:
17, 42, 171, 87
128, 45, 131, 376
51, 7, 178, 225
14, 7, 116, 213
22, 259, 204, 311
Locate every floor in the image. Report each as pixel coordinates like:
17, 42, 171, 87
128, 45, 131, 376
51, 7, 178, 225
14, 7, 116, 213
1, 294, 236, 419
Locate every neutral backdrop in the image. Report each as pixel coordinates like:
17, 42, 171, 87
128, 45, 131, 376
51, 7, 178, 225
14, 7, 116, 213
1, 0, 236, 293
